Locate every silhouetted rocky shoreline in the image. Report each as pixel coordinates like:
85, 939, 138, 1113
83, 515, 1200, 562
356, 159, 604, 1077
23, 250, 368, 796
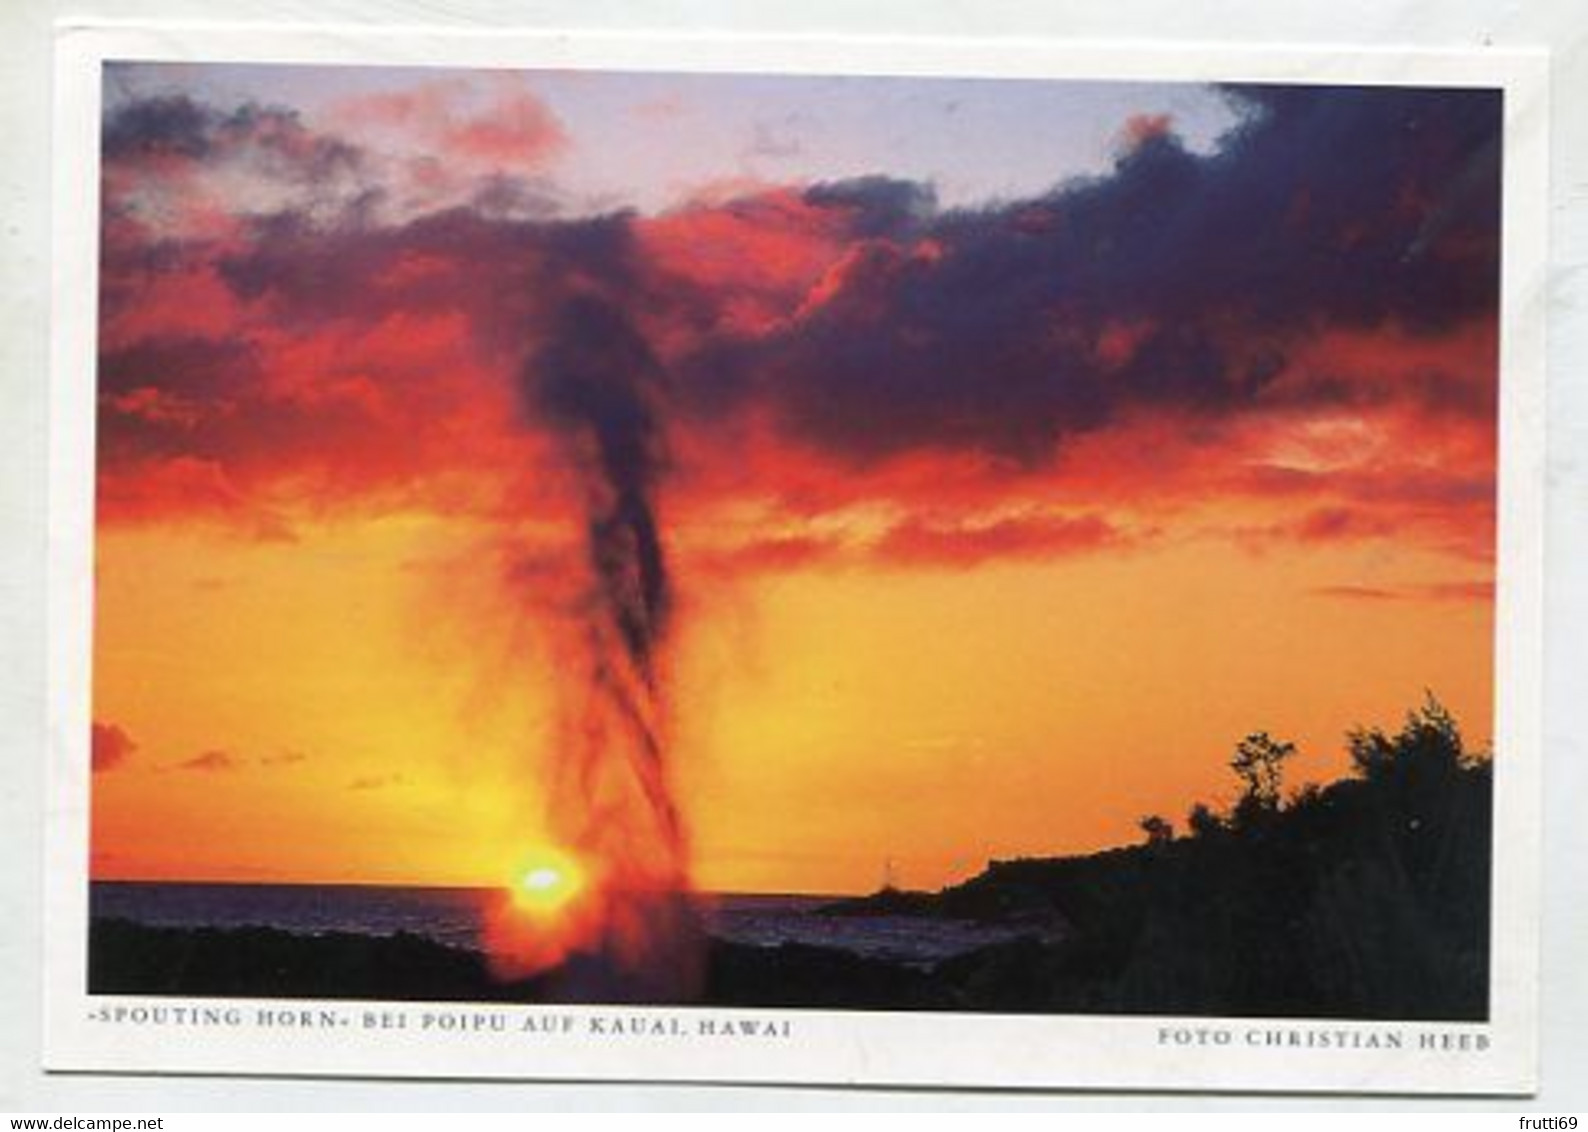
89, 916, 1045, 1012
90, 700, 1492, 1020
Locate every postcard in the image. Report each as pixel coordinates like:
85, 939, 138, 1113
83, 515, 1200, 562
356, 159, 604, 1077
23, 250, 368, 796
44, 21, 1548, 1093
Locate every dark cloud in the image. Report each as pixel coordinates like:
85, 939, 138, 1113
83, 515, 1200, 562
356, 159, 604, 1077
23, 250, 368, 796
103, 94, 362, 184
803, 176, 936, 238
103, 95, 216, 160
348, 773, 403, 791
873, 512, 1127, 568
676, 84, 1501, 468
161, 747, 307, 771
98, 336, 260, 454
95, 82, 1501, 564
469, 172, 562, 219
1311, 580, 1492, 603
179, 749, 238, 772
214, 207, 641, 346
687, 511, 1134, 574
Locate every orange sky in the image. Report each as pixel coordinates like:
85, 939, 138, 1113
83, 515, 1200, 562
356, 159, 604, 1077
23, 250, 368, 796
89, 68, 1501, 895
91, 502, 1493, 893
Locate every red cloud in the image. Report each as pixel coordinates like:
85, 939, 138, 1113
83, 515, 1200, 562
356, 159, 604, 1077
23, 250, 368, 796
333, 79, 567, 169
873, 513, 1127, 569
348, 773, 404, 791
96, 456, 295, 542
637, 187, 853, 339
448, 92, 567, 162
684, 532, 841, 576
179, 749, 238, 772
91, 722, 137, 772
94, 85, 1503, 579
679, 507, 1132, 575
1120, 112, 1174, 150
1311, 580, 1492, 603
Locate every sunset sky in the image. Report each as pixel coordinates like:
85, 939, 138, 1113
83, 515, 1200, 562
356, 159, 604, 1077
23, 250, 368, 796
91, 63, 1501, 895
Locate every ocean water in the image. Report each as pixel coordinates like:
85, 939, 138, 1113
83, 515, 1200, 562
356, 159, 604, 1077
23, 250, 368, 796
90, 881, 1035, 967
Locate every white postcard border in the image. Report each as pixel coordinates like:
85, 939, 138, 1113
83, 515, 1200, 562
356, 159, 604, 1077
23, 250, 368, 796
44, 22, 1550, 1094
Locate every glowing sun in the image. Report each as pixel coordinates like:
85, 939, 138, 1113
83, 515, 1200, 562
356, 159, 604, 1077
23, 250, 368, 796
510, 846, 587, 917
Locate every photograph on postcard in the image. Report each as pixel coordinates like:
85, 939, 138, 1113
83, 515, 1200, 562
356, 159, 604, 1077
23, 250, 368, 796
46, 30, 1546, 1091
86, 58, 1503, 1014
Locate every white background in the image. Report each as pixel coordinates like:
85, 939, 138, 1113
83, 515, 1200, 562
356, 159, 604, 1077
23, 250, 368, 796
3, 0, 1585, 1113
